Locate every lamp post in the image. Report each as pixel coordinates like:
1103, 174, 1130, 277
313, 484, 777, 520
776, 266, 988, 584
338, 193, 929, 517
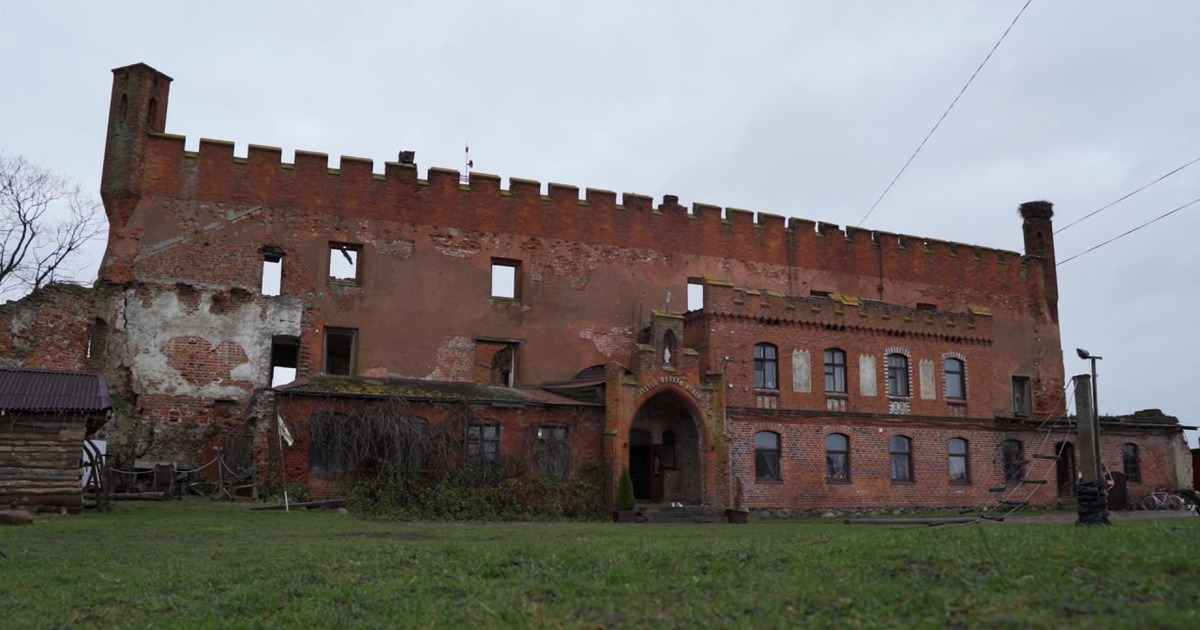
1076, 348, 1102, 422
1074, 348, 1110, 525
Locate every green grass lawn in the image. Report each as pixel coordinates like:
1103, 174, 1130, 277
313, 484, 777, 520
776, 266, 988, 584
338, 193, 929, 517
2, 499, 1197, 629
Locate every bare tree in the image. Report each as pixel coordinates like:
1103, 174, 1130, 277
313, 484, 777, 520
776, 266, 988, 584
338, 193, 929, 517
0, 153, 106, 298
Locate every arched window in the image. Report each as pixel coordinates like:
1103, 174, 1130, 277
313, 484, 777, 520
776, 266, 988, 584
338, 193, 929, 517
944, 357, 966, 400
754, 431, 781, 482
824, 348, 847, 393
948, 438, 970, 483
1001, 439, 1024, 482
754, 343, 778, 390
890, 436, 913, 481
826, 433, 850, 482
886, 353, 910, 398
1122, 443, 1141, 483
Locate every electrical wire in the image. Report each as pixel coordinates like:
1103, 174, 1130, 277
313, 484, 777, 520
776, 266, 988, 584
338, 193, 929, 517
805, 0, 1034, 291
1057, 196, 1200, 265
1054, 155, 1200, 234
855, 0, 1034, 230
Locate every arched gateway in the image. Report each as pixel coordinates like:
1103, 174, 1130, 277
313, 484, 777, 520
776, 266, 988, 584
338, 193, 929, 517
628, 387, 706, 503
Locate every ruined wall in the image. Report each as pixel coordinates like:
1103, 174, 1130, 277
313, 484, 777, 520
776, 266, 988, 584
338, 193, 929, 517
90, 62, 1067, 500
100, 64, 1059, 391
0, 284, 101, 372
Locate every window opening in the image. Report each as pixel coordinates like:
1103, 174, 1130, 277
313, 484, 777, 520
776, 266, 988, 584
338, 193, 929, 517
491, 259, 519, 299
826, 433, 850, 482
948, 438, 970, 483
755, 431, 781, 482
474, 339, 520, 386
261, 248, 283, 296
890, 435, 913, 481
824, 348, 847, 393
324, 328, 356, 376
687, 279, 703, 311
1001, 439, 1025, 482
754, 343, 778, 389
1011, 376, 1032, 416
944, 357, 966, 400
537, 426, 570, 477
270, 335, 300, 387
329, 243, 362, 283
886, 353, 910, 398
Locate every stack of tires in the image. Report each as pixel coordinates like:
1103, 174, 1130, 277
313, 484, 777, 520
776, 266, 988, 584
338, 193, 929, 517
1075, 479, 1111, 526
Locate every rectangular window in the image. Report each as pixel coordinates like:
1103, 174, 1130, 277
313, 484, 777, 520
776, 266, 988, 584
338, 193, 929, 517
329, 243, 362, 284
537, 426, 570, 477
687, 279, 704, 311
948, 438, 970, 483
754, 343, 778, 390
755, 431, 782, 482
467, 423, 501, 467
270, 335, 299, 387
1002, 439, 1025, 482
261, 248, 283, 296
474, 338, 520, 386
826, 433, 850, 482
1012, 376, 1032, 416
491, 259, 519, 299
824, 348, 847, 393
324, 328, 356, 376
889, 436, 913, 482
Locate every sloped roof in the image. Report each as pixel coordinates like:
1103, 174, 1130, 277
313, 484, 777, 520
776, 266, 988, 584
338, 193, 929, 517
0, 367, 112, 412
275, 374, 600, 407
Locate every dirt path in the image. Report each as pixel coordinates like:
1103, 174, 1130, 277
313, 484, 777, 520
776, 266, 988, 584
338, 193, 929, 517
1002, 508, 1197, 524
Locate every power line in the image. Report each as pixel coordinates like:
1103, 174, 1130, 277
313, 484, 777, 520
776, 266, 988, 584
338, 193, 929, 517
1057, 196, 1200, 265
803, 0, 1033, 292
855, 0, 1034, 229
1054, 155, 1200, 234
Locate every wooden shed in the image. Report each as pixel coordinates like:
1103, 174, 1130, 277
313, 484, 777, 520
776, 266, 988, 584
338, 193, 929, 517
0, 367, 111, 512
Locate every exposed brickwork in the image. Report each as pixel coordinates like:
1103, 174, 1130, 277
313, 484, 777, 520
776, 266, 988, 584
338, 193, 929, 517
2, 62, 1179, 512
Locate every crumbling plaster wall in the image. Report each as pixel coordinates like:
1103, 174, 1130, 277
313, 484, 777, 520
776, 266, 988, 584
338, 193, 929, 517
102, 283, 304, 467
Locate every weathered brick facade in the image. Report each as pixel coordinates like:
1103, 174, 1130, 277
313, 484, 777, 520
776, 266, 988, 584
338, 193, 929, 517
3, 62, 1189, 512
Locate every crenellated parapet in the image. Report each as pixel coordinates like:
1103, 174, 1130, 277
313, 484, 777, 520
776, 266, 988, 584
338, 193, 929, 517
102, 63, 1055, 304
697, 281, 995, 345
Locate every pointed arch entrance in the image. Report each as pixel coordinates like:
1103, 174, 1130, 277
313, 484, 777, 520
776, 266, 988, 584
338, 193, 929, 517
629, 388, 704, 504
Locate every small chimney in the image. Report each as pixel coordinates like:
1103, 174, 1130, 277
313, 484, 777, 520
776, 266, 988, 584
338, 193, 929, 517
397, 150, 416, 165
663, 194, 679, 206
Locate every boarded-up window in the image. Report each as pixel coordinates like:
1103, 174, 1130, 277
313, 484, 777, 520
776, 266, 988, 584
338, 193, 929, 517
468, 423, 501, 468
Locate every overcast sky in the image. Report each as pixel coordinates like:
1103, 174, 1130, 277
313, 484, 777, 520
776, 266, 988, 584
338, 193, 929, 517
3, 1, 1197, 446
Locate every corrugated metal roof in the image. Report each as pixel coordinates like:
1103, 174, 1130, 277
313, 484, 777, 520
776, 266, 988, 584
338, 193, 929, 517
276, 374, 600, 407
0, 367, 112, 412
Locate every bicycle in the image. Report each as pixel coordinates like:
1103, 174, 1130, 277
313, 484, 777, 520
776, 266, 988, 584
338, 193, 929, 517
1139, 488, 1186, 511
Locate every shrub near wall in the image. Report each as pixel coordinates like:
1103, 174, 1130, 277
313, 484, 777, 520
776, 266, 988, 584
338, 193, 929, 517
341, 465, 605, 521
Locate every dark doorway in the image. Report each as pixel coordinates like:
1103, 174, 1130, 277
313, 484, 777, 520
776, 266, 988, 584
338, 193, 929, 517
1108, 471, 1128, 510
628, 390, 703, 504
629, 429, 652, 500
1055, 442, 1076, 497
